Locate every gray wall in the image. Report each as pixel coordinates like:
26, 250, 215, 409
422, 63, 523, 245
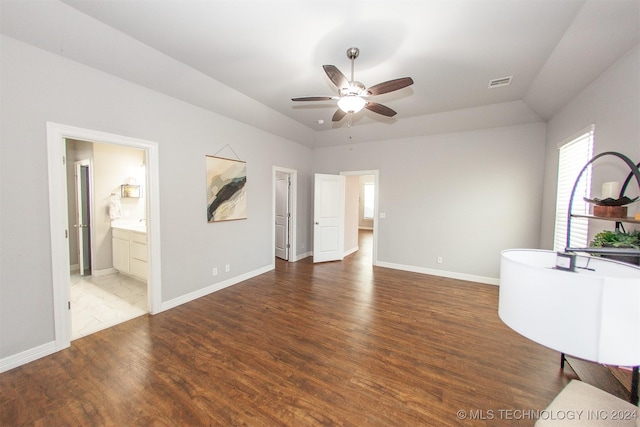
540, 44, 640, 249
0, 35, 312, 359
313, 122, 547, 280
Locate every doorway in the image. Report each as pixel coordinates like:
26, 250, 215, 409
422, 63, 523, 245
66, 139, 149, 340
310, 170, 378, 265
74, 159, 92, 276
47, 122, 161, 351
273, 167, 297, 263
341, 170, 379, 266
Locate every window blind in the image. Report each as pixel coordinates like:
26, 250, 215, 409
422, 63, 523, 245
553, 127, 594, 252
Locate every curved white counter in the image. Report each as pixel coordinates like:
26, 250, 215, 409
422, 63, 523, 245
111, 219, 146, 234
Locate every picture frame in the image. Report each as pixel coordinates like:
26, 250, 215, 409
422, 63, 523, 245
121, 184, 141, 198
205, 155, 247, 222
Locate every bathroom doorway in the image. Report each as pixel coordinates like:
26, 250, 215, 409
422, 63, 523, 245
66, 139, 149, 340
47, 122, 161, 350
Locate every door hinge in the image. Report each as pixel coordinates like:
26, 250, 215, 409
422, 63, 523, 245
286, 244, 290, 249
65, 229, 68, 238
68, 301, 71, 310
62, 156, 66, 166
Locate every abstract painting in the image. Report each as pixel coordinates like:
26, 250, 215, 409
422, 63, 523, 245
205, 156, 247, 222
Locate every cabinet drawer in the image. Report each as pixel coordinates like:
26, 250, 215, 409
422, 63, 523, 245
131, 232, 147, 244
131, 241, 147, 261
112, 228, 129, 239
130, 258, 148, 280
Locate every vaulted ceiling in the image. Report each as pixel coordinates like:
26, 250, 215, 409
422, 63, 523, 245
1, 0, 639, 147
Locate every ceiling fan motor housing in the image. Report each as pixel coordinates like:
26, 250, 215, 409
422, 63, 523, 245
339, 81, 366, 97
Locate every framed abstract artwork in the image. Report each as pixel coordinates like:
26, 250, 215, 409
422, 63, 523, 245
205, 155, 247, 222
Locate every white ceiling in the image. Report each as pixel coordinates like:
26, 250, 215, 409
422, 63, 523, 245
1, 0, 639, 147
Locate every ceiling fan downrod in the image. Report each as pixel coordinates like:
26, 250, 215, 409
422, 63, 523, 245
346, 47, 359, 83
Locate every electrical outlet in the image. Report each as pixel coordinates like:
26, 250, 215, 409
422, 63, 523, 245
225, 264, 230, 272
437, 257, 443, 264
212, 267, 218, 276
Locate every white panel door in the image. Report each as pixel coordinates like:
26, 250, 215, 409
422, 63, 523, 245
275, 173, 290, 260
313, 174, 345, 263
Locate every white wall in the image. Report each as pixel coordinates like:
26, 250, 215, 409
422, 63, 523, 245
0, 35, 312, 360
540, 44, 640, 249
313, 121, 547, 281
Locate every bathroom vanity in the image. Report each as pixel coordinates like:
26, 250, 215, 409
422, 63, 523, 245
111, 221, 147, 282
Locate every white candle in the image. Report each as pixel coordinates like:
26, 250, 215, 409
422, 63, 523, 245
602, 181, 620, 199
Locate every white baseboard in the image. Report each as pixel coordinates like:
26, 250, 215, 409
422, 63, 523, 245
344, 246, 359, 257
375, 261, 499, 286
160, 264, 274, 312
1, 259, 496, 374
0, 341, 58, 374
70, 266, 116, 277
291, 251, 311, 262
92, 267, 117, 277
1, 265, 274, 372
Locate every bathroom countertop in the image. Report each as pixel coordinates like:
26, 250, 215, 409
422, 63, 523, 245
111, 220, 147, 233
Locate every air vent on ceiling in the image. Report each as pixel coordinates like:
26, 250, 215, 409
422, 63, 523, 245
488, 76, 513, 89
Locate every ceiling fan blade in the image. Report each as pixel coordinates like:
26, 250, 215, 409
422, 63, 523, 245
291, 96, 334, 101
366, 77, 414, 96
323, 65, 349, 89
365, 102, 397, 117
332, 109, 347, 122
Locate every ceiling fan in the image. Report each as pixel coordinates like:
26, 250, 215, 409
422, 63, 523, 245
292, 47, 414, 123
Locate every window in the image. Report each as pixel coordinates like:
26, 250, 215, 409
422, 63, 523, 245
363, 183, 375, 219
553, 126, 594, 252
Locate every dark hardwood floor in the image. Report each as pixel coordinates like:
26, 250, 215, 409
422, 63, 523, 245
1, 231, 579, 426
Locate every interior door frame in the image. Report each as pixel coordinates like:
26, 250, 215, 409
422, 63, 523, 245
47, 122, 162, 352
340, 170, 379, 266
272, 166, 297, 263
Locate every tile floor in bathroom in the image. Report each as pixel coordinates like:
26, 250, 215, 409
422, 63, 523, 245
70, 272, 148, 340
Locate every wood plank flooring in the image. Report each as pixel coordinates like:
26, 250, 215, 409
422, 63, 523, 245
1, 231, 579, 426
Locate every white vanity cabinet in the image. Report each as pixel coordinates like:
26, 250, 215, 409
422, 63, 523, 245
112, 228, 130, 273
112, 227, 147, 281
129, 231, 148, 281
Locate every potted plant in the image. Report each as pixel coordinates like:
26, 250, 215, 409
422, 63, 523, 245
590, 229, 640, 265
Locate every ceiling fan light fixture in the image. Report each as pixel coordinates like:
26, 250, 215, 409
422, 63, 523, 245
338, 95, 366, 113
